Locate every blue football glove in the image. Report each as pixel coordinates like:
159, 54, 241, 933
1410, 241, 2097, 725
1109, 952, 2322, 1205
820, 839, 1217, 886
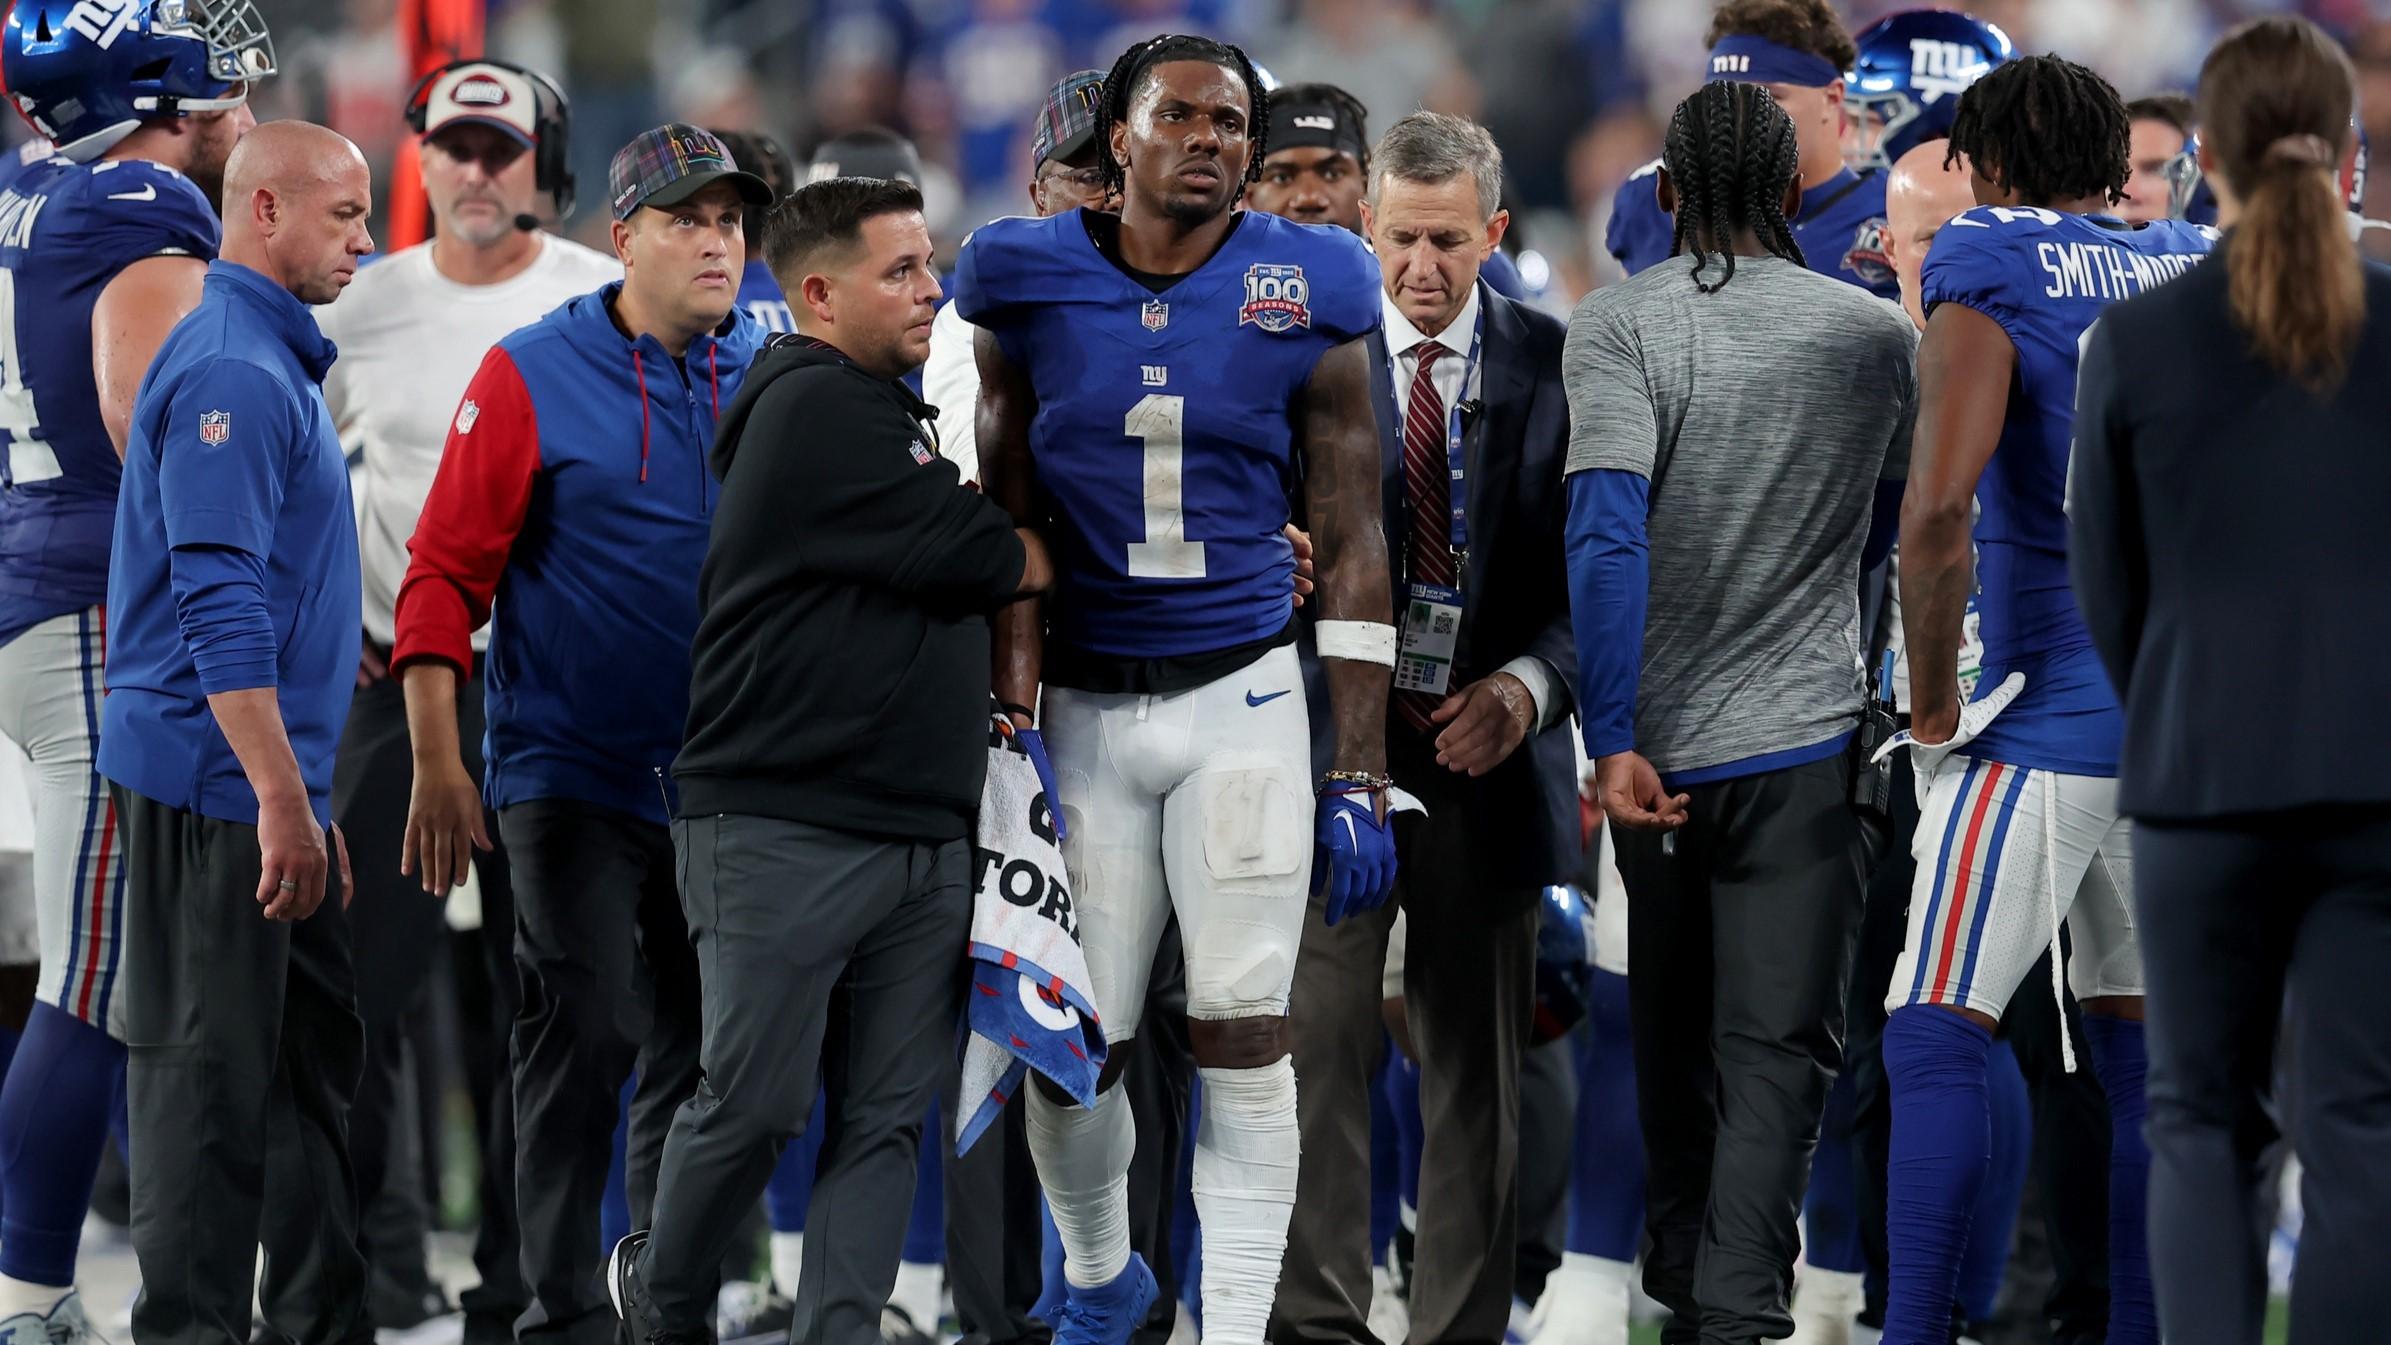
1316, 789, 1398, 926
1011, 724, 1066, 843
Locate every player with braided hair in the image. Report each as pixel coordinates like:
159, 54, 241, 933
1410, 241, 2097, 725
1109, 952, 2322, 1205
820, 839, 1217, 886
1608, 0, 1899, 298
1091, 33, 1271, 206
952, 31, 1392, 1345
1659, 80, 1806, 291
1880, 53, 2216, 1345
1564, 74, 1920, 1345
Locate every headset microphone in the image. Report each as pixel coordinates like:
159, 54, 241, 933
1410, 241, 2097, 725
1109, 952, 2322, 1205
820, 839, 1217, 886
514, 214, 541, 232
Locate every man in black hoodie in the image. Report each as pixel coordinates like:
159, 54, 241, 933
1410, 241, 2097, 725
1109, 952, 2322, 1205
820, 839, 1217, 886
606, 176, 1051, 1345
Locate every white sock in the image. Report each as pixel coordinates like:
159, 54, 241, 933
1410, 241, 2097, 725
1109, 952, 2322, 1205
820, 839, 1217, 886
1026, 1082, 1135, 1289
0, 1278, 71, 1317
1794, 1265, 1862, 1321
1529, 1254, 1631, 1345
889, 1260, 942, 1331
768, 1231, 804, 1301
1192, 1060, 1299, 1345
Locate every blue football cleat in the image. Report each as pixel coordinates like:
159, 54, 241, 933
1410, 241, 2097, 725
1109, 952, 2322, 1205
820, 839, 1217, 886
1047, 1254, 1158, 1345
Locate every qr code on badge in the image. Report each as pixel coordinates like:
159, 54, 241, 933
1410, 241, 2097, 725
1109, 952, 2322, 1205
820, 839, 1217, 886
1430, 610, 1457, 636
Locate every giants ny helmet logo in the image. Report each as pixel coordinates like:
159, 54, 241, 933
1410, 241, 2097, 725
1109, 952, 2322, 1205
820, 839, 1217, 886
1909, 39, 1992, 103
1239, 264, 1310, 333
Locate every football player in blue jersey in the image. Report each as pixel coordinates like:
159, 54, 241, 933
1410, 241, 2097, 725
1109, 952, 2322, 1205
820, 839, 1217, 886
953, 33, 1394, 1345
1884, 55, 2216, 1345
0, 2, 271, 1338
1606, 0, 1900, 299
1842, 8, 2015, 175
710, 127, 798, 333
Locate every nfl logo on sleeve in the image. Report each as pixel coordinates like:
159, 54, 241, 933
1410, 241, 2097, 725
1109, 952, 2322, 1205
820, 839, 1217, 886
1240, 264, 1310, 333
198, 411, 231, 445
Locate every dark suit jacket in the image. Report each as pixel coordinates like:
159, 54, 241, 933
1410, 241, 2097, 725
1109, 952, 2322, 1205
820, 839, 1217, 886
2070, 243, 2391, 821
1302, 282, 1579, 894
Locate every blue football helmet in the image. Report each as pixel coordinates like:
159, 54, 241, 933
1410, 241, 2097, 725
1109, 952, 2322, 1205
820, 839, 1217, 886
1532, 883, 1599, 1046
1844, 8, 2014, 172
2166, 122, 2370, 227
3, 0, 275, 162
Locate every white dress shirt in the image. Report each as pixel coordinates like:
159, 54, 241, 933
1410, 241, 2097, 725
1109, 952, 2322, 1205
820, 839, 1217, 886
318, 235, 622, 648
921, 298, 984, 483
1378, 281, 1568, 730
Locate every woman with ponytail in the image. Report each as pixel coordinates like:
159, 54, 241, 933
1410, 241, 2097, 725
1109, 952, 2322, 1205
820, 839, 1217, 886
2070, 15, 2391, 1344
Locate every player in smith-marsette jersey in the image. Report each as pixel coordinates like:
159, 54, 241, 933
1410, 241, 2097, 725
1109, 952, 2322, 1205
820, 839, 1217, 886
954, 34, 1395, 1345
0, 0, 273, 1337
1881, 55, 2214, 1345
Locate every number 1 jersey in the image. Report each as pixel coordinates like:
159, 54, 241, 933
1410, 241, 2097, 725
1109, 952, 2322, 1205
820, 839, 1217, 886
951, 208, 1379, 664
0, 154, 219, 645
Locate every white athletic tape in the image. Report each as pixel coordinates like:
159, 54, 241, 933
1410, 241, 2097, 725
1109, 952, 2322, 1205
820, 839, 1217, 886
1315, 620, 1396, 667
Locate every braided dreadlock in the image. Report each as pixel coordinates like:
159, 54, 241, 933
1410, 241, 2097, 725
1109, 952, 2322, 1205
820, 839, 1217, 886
1094, 34, 1271, 205
1945, 55, 2130, 208
1661, 81, 1803, 293
1274, 81, 1372, 174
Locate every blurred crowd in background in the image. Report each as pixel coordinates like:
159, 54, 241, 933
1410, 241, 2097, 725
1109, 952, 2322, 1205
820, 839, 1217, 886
12, 0, 2391, 305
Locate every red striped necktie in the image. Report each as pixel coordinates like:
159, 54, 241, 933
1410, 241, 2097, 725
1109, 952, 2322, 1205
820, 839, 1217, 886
1398, 339, 1452, 734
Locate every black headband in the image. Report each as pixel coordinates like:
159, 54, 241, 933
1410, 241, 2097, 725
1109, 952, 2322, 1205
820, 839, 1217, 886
1268, 100, 1366, 160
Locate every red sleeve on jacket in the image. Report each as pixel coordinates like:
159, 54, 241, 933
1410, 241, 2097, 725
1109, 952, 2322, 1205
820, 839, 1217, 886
391, 347, 540, 678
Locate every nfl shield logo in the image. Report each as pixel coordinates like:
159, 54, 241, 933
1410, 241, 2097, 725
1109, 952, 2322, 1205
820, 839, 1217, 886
198, 411, 231, 446
1142, 300, 1170, 332
910, 439, 935, 465
1239, 264, 1311, 333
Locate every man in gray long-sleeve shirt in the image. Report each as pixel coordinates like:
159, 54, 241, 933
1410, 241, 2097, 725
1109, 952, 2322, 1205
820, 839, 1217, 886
1560, 81, 1915, 1345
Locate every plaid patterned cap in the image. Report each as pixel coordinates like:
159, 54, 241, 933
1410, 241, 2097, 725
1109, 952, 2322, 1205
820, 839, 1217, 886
1031, 70, 1107, 172
607, 123, 773, 222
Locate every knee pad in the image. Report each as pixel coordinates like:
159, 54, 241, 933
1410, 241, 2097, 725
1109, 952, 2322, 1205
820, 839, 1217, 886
1181, 765, 1308, 1022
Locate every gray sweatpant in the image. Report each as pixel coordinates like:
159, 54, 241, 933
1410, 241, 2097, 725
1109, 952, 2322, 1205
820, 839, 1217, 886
637, 813, 971, 1345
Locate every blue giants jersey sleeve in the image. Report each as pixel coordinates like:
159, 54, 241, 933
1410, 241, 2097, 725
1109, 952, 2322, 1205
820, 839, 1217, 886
1921, 207, 2215, 774
1607, 161, 1900, 301
953, 209, 1379, 661
736, 258, 795, 334
0, 155, 218, 645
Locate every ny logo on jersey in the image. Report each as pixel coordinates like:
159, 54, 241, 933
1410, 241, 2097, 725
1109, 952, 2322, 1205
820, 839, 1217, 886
1141, 365, 1168, 387
1141, 299, 1169, 331
63, 0, 142, 49
197, 410, 230, 446
1239, 264, 1311, 334
1909, 39, 1991, 103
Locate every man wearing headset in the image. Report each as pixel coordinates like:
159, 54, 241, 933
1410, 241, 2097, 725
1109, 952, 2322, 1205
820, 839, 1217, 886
314, 58, 618, 1345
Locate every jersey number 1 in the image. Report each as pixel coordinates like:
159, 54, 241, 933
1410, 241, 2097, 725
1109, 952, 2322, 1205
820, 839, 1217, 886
1124, 393, 1206, 579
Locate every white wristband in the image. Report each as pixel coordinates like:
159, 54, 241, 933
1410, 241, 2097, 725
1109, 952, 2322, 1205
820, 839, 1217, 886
1315, 620, 1398, 667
